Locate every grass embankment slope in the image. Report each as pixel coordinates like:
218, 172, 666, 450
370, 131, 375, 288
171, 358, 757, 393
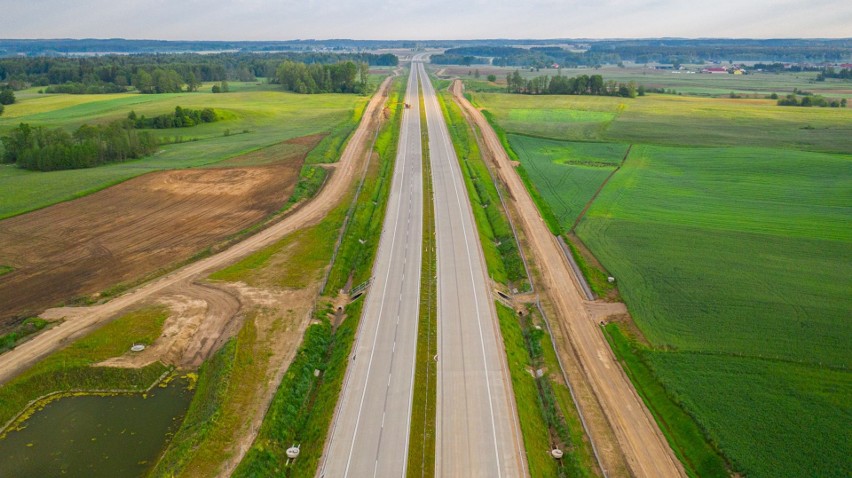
474, 88, 852, 477
0, 83, 368, 219
438, 83, 599, 477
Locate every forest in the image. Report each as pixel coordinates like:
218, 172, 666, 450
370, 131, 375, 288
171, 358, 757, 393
1, 120, 158, 171
0, 52, 397, 94
276, 60, 369, 94
431, 39, 852, 68
506, 71, 640, 97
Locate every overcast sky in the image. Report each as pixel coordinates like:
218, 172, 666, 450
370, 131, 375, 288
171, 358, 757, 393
4, 0, 851, 40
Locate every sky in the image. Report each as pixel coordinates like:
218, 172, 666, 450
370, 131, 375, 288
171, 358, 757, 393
3, 0, 851, 40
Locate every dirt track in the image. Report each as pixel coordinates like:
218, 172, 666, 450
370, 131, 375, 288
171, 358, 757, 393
451, 80, 686, 478
0, 76, 395, 385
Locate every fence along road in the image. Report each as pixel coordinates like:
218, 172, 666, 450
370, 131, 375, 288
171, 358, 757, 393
418, 61, 527, 477
321, 63, 423, 477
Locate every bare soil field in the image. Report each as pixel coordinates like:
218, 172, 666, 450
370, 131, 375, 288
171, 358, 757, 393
0, 138, 313, 331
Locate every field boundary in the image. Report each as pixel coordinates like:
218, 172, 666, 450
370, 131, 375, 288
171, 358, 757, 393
570, 145, 631, 232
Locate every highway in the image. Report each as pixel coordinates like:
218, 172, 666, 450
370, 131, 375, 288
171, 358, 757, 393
321, 64, 423, 477
418, 62, 527, 477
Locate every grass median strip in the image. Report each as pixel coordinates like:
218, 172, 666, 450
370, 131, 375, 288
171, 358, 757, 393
406, 83, 437, 478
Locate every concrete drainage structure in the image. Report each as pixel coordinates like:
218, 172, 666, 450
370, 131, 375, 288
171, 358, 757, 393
286, 445, 300, 459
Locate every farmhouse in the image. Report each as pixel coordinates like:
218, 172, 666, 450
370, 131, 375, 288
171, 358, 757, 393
702, 66, 729, 74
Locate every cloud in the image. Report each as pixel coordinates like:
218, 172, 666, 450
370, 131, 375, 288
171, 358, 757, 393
3, 0, 850, 40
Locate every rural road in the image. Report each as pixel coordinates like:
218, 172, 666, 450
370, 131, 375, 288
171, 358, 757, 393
0, 75, 395, 386
321, 61, 424, 478
420, 64, 527, 477
451, 80, 686, 478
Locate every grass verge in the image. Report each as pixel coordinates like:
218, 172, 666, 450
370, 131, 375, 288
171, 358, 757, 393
563, 234, 618, 300
602, 323, 729, 478
406, 85, 437, 478
0, 307, 170, 433
496, 303, 560, 477
305, 99, 368, 165
0, 318, 50, 353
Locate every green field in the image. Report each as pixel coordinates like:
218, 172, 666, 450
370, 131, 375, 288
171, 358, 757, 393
448, 66, 852, 99
0, 83, 368, 219
475, 88, 852, 477
475, 92, 852, 153
507, 135, 626, 228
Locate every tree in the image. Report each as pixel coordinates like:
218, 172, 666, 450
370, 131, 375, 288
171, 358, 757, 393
474, 69, 480, 79
0, 88, 15, 105
185, 72, 200, 92
487, 74, 497, 82
133, 70, 153, 94
211, 84, 221, 93
0, 103, 4, 116
220, 81, 230, 93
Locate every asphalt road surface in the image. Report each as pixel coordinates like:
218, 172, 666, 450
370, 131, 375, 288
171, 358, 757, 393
418, 62, 527, 477
321, 63, 424, 478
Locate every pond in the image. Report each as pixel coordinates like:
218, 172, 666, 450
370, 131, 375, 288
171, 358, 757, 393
0, 378, 192, 478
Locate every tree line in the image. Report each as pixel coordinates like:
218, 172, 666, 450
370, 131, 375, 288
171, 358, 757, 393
0, 52, 397, 94
506, 71, 641, 98
1, 120, 158, 171
276, 60, 369, 94
129, 106, 218, 129
817, 67, 852, 81
777, 94, 846, 108
0, 86, 14, 116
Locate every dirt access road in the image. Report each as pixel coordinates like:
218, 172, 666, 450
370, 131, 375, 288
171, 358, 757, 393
0, 75, 395, 385
451, 80, 686, 478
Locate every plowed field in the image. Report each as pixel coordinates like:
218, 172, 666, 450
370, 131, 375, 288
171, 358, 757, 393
0, 150, 305, 330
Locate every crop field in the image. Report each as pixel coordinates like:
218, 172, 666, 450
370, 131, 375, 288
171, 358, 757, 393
0, 83, 367, 218
442, 65, 852, 98
475, 88, 852, 477
507, 135, 626, 228
474, 92, 852, 153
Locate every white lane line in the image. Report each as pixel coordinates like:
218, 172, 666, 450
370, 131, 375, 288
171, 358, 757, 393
420, 65, 504, 478
341, 68, 414, 478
